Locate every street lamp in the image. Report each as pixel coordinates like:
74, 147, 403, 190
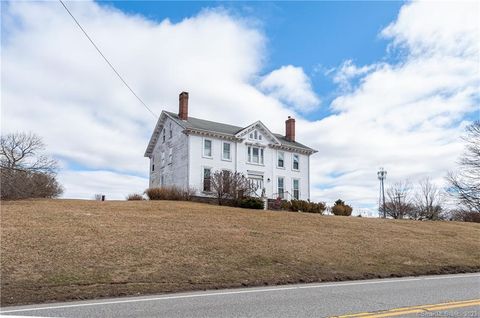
377, 168, 387, 218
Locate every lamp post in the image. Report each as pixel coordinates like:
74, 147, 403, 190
377, 168, 387, 218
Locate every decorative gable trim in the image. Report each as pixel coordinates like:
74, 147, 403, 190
235, 121, 281, 145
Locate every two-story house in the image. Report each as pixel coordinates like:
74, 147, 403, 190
144, 92, 317, 200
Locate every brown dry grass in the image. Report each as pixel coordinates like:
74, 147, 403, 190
1, 199, 479, 306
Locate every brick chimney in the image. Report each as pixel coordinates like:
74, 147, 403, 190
285, 116, 295, 142
178, 91, 189, 120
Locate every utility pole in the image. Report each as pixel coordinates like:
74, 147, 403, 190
377, 168, 387, 218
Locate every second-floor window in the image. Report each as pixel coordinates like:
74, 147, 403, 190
203, 139, 212, 157
151, 155, 155, 172
162, 129, 166, 143
203, 168, 211, 192
293, 154, 299, 170
168, 148, 173, 164
277, 151, 285, 168
247, 146, 264, 164
169, 123, 173, 139
222, 142, 231, 160
277, 177, 284, 199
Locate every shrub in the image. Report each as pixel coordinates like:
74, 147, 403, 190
238, 197, 264, 209
145, 186, 197, 201
145, 187, 183, 200
126, 193, 144, 201
281, 199, 326, 214
331, 199, 353, 216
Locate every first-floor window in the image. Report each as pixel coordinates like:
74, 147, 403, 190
168, 148, 173, 164
161, 151, 165, 166
223, 170, 231, 193
203, 168, 211, 192
293, 179, 299, 200
277, 177, 284, 199
161, 174, 165, 187
223, 142, 231, 160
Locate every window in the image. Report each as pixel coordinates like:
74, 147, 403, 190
293, 154, 299, 170
222, 142, 231, 160
203, 139, 212, 157
277, 177, 284, 199
151, 155, 155, 172
252, 147, 259, 163
161, 174, 165, 186
161, 151, 165, 166
277, 151, 285, 168
293, 179, 299, 200
223, 170, 231, 193
203, 168, 211, 192
168, 148, 173, 164
249, 130, 262, 140
169, 123, 173, 139
247, 146, 264, 164
162, 129, 166, 143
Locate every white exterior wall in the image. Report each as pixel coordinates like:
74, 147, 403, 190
188, 135, 237, 195
187, 129, 311, 200
149, 117, 188, 189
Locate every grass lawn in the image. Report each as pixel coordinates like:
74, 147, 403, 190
1, 199, 479, 306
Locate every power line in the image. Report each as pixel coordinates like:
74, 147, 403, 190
58, 0, 158, 119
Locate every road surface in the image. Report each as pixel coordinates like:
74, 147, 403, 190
1, 273, 479, 317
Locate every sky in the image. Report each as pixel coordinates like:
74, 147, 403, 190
1, 0, 479, 213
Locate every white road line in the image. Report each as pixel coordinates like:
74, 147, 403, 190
1, 273, 479, 314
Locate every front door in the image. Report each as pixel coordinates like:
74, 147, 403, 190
248, 176, 264, 197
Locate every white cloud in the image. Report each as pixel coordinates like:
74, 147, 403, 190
302, 0, 479, 210
2, 0, 478, 211
258, 65, 320, 112
59, 170, 147, 200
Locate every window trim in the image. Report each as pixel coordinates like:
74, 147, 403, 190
247, 146, 265, 166
277, 151, 285, 169
292, 178, 300, 200
222, 141, 232, 161
202, 138, 213, 159
202, 166, 212, 193
292, 154, 300, 171
277, 176, 285, 199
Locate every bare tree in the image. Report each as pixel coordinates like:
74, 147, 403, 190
384, 181, 415, 219
446, 121, 480, 213
211, 170, 259, 205
412, 177, 444, 220
1, 132, 63, 200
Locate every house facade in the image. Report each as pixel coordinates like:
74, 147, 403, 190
144, 92, 317, 200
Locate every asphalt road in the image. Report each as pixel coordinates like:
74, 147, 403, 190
1, 273, 479, 318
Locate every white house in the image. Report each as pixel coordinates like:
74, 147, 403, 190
144, 92, 317, 200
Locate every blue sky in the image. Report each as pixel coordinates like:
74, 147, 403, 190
103, 1, 405, 119
2, 1, 478, 211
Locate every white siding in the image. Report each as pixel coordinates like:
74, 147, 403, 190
187, 128, 311, 200
149, 117, 188, 189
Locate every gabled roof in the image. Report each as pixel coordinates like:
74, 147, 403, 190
144, 111, 317, 157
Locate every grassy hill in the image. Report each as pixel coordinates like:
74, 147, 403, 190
1, 199, 479, 306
